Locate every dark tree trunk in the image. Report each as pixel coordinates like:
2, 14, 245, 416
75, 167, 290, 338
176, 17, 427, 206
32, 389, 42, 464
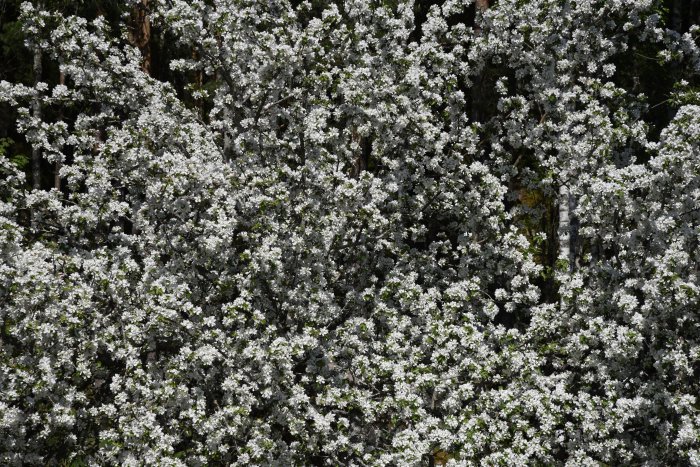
31, 22, 42, 191
54, 71, 65, 191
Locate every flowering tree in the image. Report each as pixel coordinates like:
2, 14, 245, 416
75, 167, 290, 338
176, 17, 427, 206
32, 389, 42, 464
1, 0, 700, 465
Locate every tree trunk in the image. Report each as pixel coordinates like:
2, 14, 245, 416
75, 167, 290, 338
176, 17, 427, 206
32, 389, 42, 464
471, 0, 489, 122
129, 0, 152, 74
475, 0, 489, 31
558, 184, 578, 271
31, 28, 42, 191
125, 0, 151, 235
192, 48, 204, 119
54, 71, 65, 191
671, 0, 683, 32
558, 184, 570, 266
351, 127, 369, 178
569, 191, 579, 270
220, 78, 232, 160
476, 0, 489, 14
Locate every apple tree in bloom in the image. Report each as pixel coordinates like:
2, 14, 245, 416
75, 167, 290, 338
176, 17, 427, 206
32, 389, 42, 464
1, 0, 699, 465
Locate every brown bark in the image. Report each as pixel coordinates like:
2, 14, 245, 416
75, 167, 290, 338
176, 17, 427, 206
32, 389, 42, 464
476, 0, 489, 12
474, 0, 489, 32
129, 0, 152, 74
126, 1, 151, 235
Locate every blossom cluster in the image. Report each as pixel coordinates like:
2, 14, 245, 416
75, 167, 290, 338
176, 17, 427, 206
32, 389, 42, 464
1, 0, 699, 465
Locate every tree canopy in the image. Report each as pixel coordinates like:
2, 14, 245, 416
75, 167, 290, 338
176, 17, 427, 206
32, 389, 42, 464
1, 0, 700, 465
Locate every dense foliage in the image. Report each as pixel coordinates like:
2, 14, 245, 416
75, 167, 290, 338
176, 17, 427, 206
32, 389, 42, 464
1, 0, 700, 465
